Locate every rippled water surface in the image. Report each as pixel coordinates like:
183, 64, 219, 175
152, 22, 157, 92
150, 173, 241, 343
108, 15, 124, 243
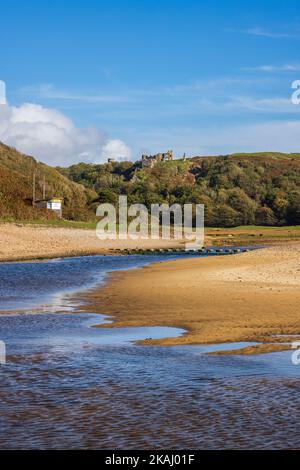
0, 254, 300, 449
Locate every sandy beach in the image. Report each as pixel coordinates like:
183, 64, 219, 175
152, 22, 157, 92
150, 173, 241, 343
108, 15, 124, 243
80, 243, 300, 354
2, 223, 300, 354
1, 222, 299, 262
0, 223, 184, 261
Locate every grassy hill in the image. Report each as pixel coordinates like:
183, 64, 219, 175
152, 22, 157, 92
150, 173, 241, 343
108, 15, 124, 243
60, 152, 300, 227
0, 143, 97, 221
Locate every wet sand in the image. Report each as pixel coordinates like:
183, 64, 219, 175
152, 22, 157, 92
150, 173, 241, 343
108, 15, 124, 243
80, 243, 300, 354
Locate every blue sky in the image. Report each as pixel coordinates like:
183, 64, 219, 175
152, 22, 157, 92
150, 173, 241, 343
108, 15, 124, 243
1, 0, 300, 164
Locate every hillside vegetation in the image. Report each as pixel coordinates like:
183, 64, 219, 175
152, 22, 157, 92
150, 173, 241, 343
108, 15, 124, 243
60, 152, 300, 227
1, 143, 299, 227
0, 143, 97, 221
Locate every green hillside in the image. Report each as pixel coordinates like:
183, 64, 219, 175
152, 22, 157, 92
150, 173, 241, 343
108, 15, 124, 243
1, 144, 299, 227
60, 152, 300, 227
0, 143, 97, 221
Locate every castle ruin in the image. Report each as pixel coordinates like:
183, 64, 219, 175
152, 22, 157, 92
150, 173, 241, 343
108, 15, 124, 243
140, 150, 174, 168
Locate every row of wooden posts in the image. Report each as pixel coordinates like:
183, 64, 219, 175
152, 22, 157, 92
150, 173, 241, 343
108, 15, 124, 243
110, 247, 250, 255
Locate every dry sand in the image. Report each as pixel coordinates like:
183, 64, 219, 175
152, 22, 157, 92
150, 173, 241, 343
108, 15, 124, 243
80, 243, 300, 354
0, 223, 184, 261
1, 222, 299, 262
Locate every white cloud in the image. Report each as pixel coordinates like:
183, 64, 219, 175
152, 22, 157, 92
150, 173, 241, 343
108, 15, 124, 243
244, 64, 300, 72
0, 81, 6, 105
100, 139, 131, 160
0, 102, 131, 166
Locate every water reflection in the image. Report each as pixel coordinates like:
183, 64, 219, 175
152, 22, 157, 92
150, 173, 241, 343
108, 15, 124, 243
0, 254, 300, 449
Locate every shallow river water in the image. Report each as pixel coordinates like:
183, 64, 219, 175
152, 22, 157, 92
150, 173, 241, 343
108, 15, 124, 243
0, 254, 299, 449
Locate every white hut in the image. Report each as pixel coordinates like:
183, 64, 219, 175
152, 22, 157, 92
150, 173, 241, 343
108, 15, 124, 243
35, 197, 64, 218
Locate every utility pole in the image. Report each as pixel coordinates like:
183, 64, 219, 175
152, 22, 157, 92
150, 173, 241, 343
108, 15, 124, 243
42, 174, 46, 199
32, 171, 36, 206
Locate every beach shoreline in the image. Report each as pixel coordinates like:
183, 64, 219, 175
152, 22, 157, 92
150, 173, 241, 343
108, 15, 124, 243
2, 222, 300, 355
1, 221, 300, 262
0, 222, 185, 262
77, 242, 300, 354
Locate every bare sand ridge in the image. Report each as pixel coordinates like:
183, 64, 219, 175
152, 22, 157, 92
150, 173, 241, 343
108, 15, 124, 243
80, 243, 300, 354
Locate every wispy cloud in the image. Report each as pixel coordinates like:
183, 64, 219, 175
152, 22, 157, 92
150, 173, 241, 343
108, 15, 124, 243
244, 27, 296, 38
199, 119, 300, 154
244, 64, 300, 72
225, 96, 298, 113
18, 77, 270, 105
227, 27, 298, 39
19, 84, 132, 104
125, 119, 300, 157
